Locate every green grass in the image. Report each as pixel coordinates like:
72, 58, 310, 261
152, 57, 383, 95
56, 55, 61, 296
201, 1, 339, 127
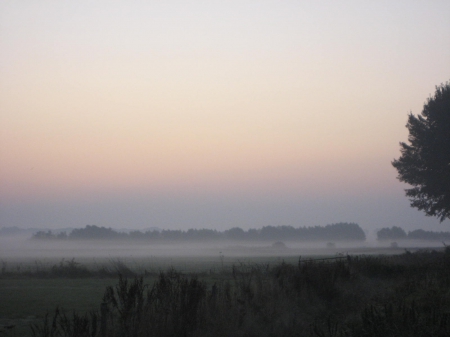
0, 278, 120, 319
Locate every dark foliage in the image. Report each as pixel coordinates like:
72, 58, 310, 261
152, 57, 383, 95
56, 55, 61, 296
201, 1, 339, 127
50, 259, 92, 278
0, 258, 140, 279
30, 249, 450, 337
70, 225, 127, 240
376, 227, 407, 241
376, 226, 450, 241
392, 81, 450, 221
408, 229, 450, 241
32, 223, 366, 242
101, 271, 207, 337
30, 308, 99, 337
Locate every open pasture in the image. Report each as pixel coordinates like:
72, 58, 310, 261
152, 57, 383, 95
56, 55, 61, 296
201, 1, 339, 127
1, 241, 448, 336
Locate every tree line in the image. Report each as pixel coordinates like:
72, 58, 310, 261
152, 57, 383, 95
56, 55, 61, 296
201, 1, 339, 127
32, 222, 366, 242
377, 226, 450, 241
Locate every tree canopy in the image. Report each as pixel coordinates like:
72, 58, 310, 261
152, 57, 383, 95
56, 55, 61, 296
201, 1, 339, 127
32, 223, 366, 242
376, 226, 407, 241
392, 81, 450, 221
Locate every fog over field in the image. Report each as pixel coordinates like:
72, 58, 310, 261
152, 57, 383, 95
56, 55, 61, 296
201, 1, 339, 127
0, 231, 446, 263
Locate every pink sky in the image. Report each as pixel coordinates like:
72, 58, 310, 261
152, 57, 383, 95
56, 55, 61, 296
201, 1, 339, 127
1, 1, 449, 231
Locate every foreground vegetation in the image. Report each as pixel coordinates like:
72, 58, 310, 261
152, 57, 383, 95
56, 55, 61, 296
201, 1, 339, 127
0, 248, 443, 337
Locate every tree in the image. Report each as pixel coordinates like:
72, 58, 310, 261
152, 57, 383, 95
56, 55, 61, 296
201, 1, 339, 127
224, 227, 246, 240
377, 226, 407, 241
392, 81, 450, 221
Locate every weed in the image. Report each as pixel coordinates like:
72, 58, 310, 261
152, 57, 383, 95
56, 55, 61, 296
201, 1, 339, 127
30, 308, 98, 337
50, 259, 92, 278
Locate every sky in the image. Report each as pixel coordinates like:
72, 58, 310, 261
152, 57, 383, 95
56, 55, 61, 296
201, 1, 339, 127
1, 1, 449, 233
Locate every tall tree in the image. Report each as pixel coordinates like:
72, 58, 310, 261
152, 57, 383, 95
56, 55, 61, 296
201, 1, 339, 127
392, 81, 450, 221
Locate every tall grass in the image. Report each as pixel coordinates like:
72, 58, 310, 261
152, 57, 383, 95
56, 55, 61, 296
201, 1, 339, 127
0, 258, 142, 279
29, 249, 450, 337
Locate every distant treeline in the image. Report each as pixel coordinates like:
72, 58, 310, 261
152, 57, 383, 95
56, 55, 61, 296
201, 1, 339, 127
377, 226, 450, 241
32, 222, 366, 242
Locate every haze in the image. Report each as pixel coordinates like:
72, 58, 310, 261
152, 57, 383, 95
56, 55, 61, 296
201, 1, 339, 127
1, 1, 450, 233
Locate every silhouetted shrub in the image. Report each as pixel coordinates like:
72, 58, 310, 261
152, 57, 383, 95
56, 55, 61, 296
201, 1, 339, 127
50, 259, 92, 278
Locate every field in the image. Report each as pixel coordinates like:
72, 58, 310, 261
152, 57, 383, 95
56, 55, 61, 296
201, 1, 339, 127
1, 240, 449, 336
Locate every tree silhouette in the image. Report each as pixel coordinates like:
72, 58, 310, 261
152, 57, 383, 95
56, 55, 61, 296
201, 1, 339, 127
392, 81, 450, 221
377, 226, 407, 241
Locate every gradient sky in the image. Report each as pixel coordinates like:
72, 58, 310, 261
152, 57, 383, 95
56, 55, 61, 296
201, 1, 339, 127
1, 1, 449, 233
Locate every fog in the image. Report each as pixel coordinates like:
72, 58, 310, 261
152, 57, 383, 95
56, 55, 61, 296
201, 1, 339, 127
1, 233, 445, 263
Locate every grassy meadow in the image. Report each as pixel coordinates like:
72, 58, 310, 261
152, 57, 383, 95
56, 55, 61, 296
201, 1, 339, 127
1, 242, 449, 336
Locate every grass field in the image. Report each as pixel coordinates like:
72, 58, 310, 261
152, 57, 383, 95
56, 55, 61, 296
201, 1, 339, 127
1, 243, 448, 336
0, 278, 119, 318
